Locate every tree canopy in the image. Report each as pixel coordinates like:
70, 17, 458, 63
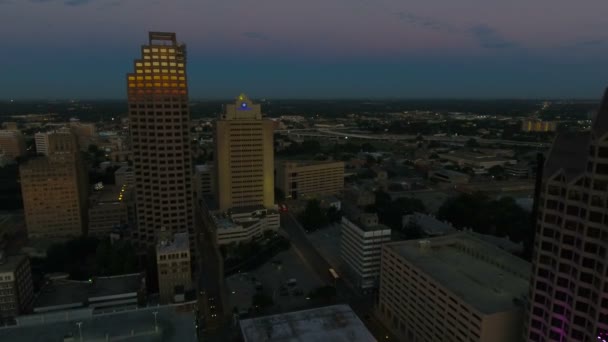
437, 193, 530, 243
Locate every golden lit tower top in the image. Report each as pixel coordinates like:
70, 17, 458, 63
127, 32, 188, 100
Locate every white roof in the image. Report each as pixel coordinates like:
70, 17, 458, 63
240, 305, 376, 342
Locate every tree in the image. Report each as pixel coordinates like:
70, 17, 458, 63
326, 206, 342, 224
252, 293, 274, 309
299, 199, 328, 231
309, 286, 337, 303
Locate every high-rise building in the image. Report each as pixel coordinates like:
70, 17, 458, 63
127, 32, 194, 249
214, 94, 274, 211
525, 88, 608, 342
34, 130, 79, 156
194, 164, 214, 198
0, 254, 34, 322
0, 130, 26, 161
156, 232, 192, 304
275, 160, 344, 199
341, 211, 391, 291
88, 184, 129, 237
20, 133, 88, 238
379, 234, 530, 342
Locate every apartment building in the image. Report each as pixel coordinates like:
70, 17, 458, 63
378, 233, 530, 342
275, 160, 344, 199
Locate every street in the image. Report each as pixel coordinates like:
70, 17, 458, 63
280, 212, 398, 341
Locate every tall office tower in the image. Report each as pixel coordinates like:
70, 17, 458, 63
525, 88, 608, 342
127, 32, 194, 249
214, 94, 274, 211
20, 135, 88, 238
0, 130, 26, 161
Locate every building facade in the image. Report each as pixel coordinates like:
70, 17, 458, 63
20, 151, 88, 238
214, 94, 274, 211
88, 184, 129, 236
194, 164, 214, 198
275, 160, 344, 199
378, 234, 530, 342
114, 165, 135, 187
341, 213, 391, 290
521, 119, 558, 133
0, 254, 34, 322
157, 232, 192, 304
524, 88, 608, 342
0, 130, 26, 161
127, 32, 194, 249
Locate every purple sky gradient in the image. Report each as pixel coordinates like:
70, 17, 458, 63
1, 0, 608, 98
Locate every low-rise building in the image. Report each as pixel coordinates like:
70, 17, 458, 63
211, 206, 280, 245
378, 233, 530, 342
341, 212, 391, 291
157, 232, 192, 304
521, 119, 557, 132
275, 160, 344, 199
240, 304, 375, 342
33, 273, 145, 314
0, 254, 34, 322
429, 169, 470, 185
401, 212, 457, 237
438, 151, 516, 170
504, 162, 530, 178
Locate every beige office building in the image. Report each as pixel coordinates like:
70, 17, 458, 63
20, 145, 88, 238
0, 130, 26, 161
378, 233, 530, 342
156, 232, 192, 304
0, 254, 34, 320
275, 160, 344, 199
127, 32, 194, 249
214, 94, 274, 211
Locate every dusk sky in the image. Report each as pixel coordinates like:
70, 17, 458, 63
1, 0, 608, 99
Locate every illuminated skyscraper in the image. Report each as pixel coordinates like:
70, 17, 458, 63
127, 32, 194, 249
525, 88, 608, 341
214, 94, 274, 211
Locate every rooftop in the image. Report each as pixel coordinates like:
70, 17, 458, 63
0, 254, 26, 274
34, 273, 144, 310
440, 151, 515, 163
194, 164, 212, 173
386, 233, 530, 314
2, 305, 196, 342
403, 212, 457, 236
90, 184, 128, 203
157, 232, 190, 254
240, 304, 375, 342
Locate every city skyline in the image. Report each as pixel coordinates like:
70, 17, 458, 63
1, 0, 608, 99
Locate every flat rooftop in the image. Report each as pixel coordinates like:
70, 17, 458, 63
1, 305, 196, 342
34, 273, 144, 309
0, 254, 26, 274
440, 151, 515, 162
90, 184, 128, 203
240, 304, 376, 342
386, 233, 530, 314
157, 232, 189, 254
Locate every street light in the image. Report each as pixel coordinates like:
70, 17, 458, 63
76, 321, 83, 342
152, 311, 158, 333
